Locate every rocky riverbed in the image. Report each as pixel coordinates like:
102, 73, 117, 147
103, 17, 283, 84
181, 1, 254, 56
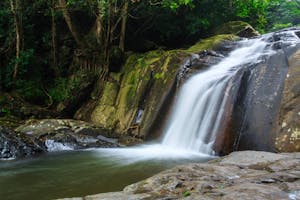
61, 151, 300, 200
0, 119, 121, 160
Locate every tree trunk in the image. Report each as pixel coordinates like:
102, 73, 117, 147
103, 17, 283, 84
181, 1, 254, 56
58, 0, 84, 47
51, 0, 59, 76
119, 0, 128, 52
10, 0, 22, 80
101, 0, 112, 79
95, 1, 104, 46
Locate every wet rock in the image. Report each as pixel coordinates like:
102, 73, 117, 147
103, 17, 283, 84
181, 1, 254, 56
216, 28, 300, 154
276, 47, 300, 152
0, 126, 44, 159
66, 151, 300, 200
15, 119, 119, 152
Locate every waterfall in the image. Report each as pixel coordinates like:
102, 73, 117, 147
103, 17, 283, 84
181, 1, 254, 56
96, 29, 300, 162
162, 37, 273, 155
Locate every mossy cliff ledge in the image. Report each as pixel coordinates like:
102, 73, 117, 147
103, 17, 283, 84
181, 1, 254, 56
75, 34, 238, 140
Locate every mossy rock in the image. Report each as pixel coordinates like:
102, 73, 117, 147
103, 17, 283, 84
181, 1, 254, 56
186, 34, 238, 53
214, 21, 260, 38
91, 105, 117, 130
101, 82, 119, 106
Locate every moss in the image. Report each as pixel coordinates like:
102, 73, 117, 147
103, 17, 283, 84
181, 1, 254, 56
215, 21, 252, 34
91, 105, 116, 129
101, 82, 119, 106
154, 72, 165, 80
186, 34, 238, 53
110, 72, 122, 82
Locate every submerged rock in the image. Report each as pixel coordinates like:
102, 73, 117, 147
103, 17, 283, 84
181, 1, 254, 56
63, 151, 300, 200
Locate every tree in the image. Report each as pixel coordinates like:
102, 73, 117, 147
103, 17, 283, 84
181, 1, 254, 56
10, 0, 23, 80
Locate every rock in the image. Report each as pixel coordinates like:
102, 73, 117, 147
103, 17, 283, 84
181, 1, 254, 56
276, 48, 300, 152
15, 119, 119, 152
219, 151, 289, 168
214, 21, 260, 38
118, 136, 144, 146
0, 126, 44, 159
65, 151, 300, 200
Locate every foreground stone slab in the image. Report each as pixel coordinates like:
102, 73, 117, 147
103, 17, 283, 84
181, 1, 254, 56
61, 151, 300, 200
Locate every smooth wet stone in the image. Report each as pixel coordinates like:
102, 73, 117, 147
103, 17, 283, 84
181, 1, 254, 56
0, 126, 44, 159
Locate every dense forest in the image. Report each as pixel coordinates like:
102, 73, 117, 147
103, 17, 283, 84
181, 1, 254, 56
0, 0, 299, 108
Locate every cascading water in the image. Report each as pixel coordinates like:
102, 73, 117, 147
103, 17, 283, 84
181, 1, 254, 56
162, 38, 272, 155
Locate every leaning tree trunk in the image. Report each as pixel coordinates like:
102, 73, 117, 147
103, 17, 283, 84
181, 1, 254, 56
58, 0, 84, 47
119, 0, 128, 52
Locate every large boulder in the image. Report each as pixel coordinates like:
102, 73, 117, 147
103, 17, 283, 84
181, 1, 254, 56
214, 21, 260, 38
61, 151, 300, 200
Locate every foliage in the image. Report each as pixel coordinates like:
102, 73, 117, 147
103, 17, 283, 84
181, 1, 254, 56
182, 191, 191, 197
48, 75, 83, 103
0, 0, 299, 107
266, 0, 300, 31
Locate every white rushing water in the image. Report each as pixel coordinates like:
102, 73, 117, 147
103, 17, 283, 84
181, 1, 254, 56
45, 140, 74, 152
162, 38, 272, 155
